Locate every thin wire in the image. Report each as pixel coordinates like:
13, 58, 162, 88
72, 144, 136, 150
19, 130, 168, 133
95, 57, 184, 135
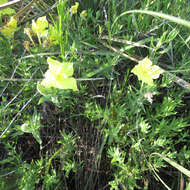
0, 91, 39, 139
0, 49, 27, 98
0, 170, 16, 177
1, 68, 40, 111
0, 64, 19, 97
0, 78, 105, 82
0, 0, 21, 10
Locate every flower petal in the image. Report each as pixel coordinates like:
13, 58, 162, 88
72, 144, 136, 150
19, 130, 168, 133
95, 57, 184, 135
132, 57, 163, 86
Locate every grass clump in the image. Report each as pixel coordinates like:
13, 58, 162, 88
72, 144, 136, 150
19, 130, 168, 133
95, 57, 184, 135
0, 0, 190, 189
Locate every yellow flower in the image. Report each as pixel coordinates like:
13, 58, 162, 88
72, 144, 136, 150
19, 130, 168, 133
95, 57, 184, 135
31, 16, 48, 44
70, 2, 79, 15
80, 10, 87, 19
132, 57, 163, 86
37, 57, 78, 93
32, 16, 48, 37
0, 17, 17, 38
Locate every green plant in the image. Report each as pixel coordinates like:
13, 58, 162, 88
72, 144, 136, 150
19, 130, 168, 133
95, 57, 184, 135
18, 107, 43, 149
0, 0, 190, 189
0, 0, 16, 24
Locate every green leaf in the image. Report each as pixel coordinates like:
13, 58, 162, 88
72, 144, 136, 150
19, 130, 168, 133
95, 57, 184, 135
37, 82, 52, 96
153, 153, 190, 178
21, 122, 33, 133
186, 182, 190, 190
0, 17, 17, 38
112, 9, 190, 31
20, 109, 42, 149
0, 0, 9, 5
131, 57, 163, 86
48, 24, 59, 45
33, 130, 42, 148
0, 0, 16, 18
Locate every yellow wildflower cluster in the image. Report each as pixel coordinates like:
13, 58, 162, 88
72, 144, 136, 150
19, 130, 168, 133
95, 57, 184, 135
70, 2, 87, 19
24, 16, 59, 48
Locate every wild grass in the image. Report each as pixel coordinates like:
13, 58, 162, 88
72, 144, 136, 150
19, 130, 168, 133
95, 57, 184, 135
0, 0, 190, 189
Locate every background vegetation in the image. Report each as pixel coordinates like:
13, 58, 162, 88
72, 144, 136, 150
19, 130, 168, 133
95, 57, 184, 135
0, 0, 190, 189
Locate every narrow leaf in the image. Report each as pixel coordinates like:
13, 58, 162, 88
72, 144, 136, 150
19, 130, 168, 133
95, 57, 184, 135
153, 153, 190, 178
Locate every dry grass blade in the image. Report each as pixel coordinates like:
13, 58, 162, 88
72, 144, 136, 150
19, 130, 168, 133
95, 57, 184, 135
100, 35, 153, 50
98, 39, 139, 63
149, 162, 171, 190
